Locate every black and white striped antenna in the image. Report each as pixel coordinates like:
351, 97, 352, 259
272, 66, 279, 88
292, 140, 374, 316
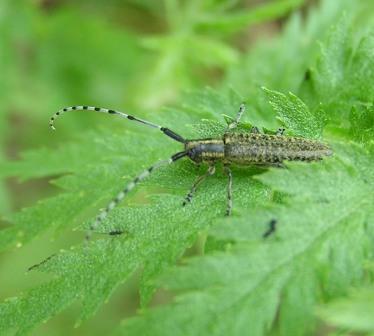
49, 106, 185, 143
50, 106, 188, 241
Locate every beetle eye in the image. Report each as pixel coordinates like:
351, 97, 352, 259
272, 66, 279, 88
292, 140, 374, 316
189, 148, 196, 158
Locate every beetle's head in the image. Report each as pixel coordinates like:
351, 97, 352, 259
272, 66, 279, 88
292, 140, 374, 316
184, 141, 204, 163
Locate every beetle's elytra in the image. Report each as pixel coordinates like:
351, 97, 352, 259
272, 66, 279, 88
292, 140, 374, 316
49, 103, 332, 239
186, 133, 331, 165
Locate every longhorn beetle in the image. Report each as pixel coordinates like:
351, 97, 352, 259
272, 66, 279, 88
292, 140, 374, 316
49, 104, 332, 240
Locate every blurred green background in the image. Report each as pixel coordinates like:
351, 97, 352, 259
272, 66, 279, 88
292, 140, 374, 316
0, 0, 369, 335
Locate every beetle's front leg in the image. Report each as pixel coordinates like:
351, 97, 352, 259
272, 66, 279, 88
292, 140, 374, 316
182, 165, 216, 206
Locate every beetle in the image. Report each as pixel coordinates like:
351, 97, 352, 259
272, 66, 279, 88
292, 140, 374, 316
49, 103, 332, 240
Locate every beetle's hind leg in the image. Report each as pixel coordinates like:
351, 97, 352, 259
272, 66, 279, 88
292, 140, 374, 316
182, 165, 215, 206
223, 164, 233, 216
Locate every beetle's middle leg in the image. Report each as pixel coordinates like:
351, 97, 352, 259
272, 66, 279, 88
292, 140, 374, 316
183, 165, 215, 206
223, 164, 233, 216
227, 103, 246, 131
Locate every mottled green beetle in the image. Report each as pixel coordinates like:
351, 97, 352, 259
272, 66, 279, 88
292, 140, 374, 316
49, 103, 332, 239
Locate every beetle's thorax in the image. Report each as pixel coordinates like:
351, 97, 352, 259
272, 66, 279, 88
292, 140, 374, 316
185, 139, 224, 163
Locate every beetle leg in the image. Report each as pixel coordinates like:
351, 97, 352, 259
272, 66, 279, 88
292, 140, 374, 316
86, 151, 188, 241
227, 103, 246, 131
223, 165, 233, 216
182, 165, 215, 206
250, 126, 260, 134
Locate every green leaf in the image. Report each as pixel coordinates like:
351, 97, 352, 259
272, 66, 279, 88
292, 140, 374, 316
142, 35, 239, 67
319, 287, 374, 333
0, 88, 272, 334
224, 0, 365, 128
1, 1, 374, 335
118, 143, 374, 336
312, 17, 374, 121
349, 105, 374, 143
262, 87, 326, 139
196, 0, 305, 34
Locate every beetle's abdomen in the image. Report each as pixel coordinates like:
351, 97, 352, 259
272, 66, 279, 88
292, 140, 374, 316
223, 133, 332, 165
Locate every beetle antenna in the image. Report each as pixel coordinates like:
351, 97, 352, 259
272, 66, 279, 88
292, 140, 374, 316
85, 151, 188, 241
49, 106, 185, 143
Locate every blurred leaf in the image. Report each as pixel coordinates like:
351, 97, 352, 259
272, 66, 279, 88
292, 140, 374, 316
196, 0, 305, 34
0, 0, 144, 150
141, 34, 239, 67
134, 0, 306, 109
319, 287, 374, 333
